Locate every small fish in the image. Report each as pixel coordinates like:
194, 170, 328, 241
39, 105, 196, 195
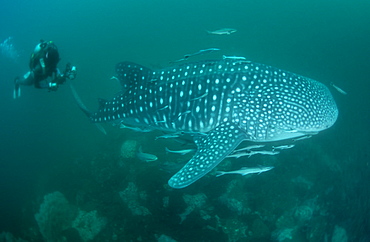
165, 147, 196, 155
155, 133, 181, 140
110, 76, 119, 81
293, 135, 312, 142
233, 60, 252, 64
158, 105, 169, 111
174, 111, 191, 120
200, 47, 220, 52
169, 57, 189, 64
233, 144, 265, 153
248, 150, 280, 157
154, 120, 166, 124
190, 92, 208, 101
222, 55, 246, 60
136, 146, 158, 162
171, 48, 220, 64
272, 144, 295, 151
227, 149, 280, 158
226, 151, 252, 159
216, 166, 274, 177
283, 128, 299, 133
330, 82, 347, 95
120, 123, 152, 132
207, 28, 237, 35
185, 48, 220, 58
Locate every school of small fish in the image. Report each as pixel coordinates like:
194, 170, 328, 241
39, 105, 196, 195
170, 28, 241, 63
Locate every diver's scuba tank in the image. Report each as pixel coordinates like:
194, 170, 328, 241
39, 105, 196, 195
33, 40, 48, 53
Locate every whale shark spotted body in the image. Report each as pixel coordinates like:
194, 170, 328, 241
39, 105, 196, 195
84, 59, 338, 188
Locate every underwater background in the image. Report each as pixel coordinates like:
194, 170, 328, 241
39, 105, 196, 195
0, 0, 369, 241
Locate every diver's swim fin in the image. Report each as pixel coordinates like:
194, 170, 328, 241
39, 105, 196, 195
13, 78, 21, 99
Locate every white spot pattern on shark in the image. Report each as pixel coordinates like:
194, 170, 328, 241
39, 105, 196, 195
86, 59, 338, 188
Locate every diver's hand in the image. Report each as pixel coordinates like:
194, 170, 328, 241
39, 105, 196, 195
54, 75, 66, 85
64, 63, 77, 80
48, 82, 58, 91
66, 65, 77, 80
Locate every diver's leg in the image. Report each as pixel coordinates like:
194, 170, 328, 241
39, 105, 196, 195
13, 78, 20, 99
20, 71, 35, 85
13, 71, 35, 99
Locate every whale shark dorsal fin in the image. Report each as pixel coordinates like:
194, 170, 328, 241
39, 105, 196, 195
115, 61, 154, 90
168, 122, 248, 188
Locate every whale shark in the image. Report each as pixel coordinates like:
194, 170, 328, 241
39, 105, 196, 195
79, 59, 338, 188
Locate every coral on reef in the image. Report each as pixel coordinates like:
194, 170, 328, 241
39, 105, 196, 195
272, 228, 295, 241
71, 210, 107, 242
120, 140, 138, 159
179, 193, 208, 223
156, 234, 178, 242
215, 215, 248, 242
119, 182, 151, 216
34, 191, 106, 242
218, 195, 248, 216
34, 191, 76, 242
293, 205, 313, 223
0, 231, 27, 242
331, 225, 348, 242
183, 193, 207, 209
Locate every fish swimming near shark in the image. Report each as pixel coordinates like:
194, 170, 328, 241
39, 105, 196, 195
165, 147, 196, 155
184, 48, 221, 58
76, 59, 338, 189
227, 149, 280, 159
223, 55, 247, 60
330, 82, 347, 95
207, 28, 237, 35
171, 48, 220, 64
216, 166, 274, 177
136, 146, 158, 162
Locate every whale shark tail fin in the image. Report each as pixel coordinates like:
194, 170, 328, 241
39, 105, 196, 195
69, 83, 106, 135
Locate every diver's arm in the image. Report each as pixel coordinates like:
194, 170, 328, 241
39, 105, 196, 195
34, 71, 59, 89
34, 79, 50, 89
39, 58, 46, 75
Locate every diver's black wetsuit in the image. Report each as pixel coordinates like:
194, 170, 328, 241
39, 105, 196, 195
29, 41, 61, 88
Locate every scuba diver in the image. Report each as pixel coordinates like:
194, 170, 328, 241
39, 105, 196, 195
13, 40, 77, 99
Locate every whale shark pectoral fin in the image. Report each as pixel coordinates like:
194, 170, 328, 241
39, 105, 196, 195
168, 122, 247, 189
